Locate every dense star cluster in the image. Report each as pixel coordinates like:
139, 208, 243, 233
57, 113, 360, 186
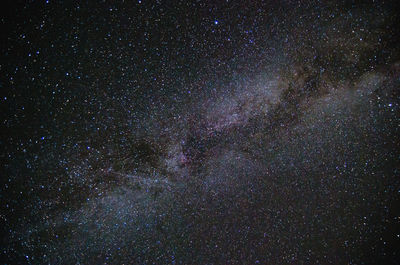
1, 1, 400, 264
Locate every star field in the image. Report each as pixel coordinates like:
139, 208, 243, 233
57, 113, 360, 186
1, 1, 400, 264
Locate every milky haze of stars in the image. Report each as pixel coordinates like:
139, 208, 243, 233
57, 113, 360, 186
1, 0, 400, 264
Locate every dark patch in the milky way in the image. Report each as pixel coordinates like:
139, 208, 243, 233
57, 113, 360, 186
1, 1, 400, 264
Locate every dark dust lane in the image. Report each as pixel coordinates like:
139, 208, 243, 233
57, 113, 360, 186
1, 1, 399, 264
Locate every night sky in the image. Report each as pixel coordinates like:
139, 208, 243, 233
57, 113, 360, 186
1, 0, 400, 264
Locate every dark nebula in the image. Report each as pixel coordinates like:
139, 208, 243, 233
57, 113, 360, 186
1, 1, 400, 264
